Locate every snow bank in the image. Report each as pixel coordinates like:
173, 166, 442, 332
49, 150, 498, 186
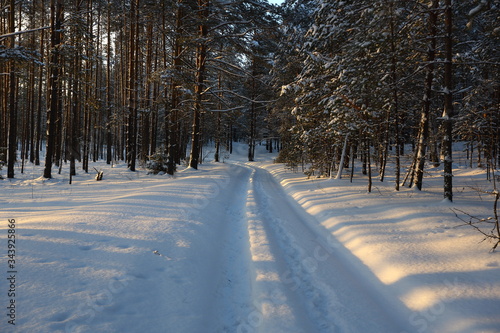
259, 160, 500, 333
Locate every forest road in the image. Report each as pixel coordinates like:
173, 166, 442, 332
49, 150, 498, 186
208, 162, 415, 333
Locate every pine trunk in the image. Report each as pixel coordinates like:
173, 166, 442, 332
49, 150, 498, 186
43, 0, 63, 179
106, 0, 113, 164
166, 1, 183, 174
127, 0, 138, 171
7, 0, 16, 179
189, 0, 209, 169
442, 0, 454, 202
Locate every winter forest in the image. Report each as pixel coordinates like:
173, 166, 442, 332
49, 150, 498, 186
0, 0, 498, 197
1, 0, 500, 332
0, 0, 285, 180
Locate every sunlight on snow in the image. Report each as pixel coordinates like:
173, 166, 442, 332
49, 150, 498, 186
402, 287, 442, 311
377, 265, 407, 285
255, 270, 281, 282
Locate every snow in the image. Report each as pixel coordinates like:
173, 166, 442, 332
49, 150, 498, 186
1, 143, 500, 333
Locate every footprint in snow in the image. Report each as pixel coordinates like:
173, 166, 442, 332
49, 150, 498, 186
153, 250, 176, 261
48, 311, 71, 323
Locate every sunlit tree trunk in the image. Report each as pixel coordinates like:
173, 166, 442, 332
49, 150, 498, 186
106, 0, 113, 164
44, 0, 63, 179
414, 0, 438, 190
140, 21, 154, 163
7, 0, 17, 178
126, 0, 139, 171
34, 0, 46, 166
27, 5, 38, 166
189, 0, 209, 169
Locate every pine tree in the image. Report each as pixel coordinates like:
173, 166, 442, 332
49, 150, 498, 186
44, 0, 64, 179
6, 0, 17, 179
442, 0, 454, 202
188, 0, 209, 169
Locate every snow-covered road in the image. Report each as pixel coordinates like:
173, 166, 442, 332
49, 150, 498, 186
212, 162, 413, 333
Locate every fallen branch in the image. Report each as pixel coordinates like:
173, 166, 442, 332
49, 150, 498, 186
453, 189, 500, 252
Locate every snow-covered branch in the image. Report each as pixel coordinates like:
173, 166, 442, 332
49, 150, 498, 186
0, 26, 50, 41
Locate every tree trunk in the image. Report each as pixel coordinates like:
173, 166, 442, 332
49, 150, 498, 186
140, 21, 154, 163
43, 0, 63, 179
215, 111, 221, 162
166, 1, 184, 174
442, 0, 454, 201
189, 0, 209, 169
389, 0, 401, 191
106, 0, 113, 164
27, 6, 37, 166
248, 100, 255, 162
414, 0, 438, 190
7, 0, 17, 179
335, 133, 349, 180
35, 0, 46, 166
248, 62, 257, 162
367, 139, 372, 193
214, 69, 222, 162
127, 0, 138, 171
28, 61, 35, 165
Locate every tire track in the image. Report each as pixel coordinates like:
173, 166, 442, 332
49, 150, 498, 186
240, 166, 317, 333
239, 163, 414, 333
205, 165, 255, 332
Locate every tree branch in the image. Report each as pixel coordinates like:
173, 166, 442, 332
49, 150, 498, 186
0, 26, 50, 41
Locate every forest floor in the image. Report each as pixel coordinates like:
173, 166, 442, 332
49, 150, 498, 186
1, 143, 500, 333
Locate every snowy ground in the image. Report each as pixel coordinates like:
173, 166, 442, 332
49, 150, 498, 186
1, 143, 499, 333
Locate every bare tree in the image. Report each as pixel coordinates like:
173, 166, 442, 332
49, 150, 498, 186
454, 181, 500, 252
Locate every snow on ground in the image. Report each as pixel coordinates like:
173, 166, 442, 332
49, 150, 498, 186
260, 159, 500, 333
1, 143, 499, 333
